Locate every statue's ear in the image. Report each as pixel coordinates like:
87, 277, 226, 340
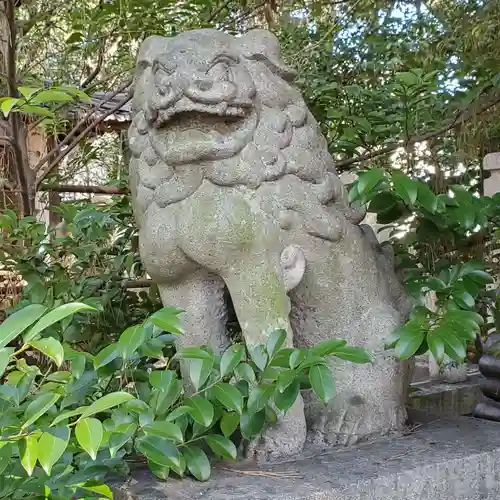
238, 29, 296, 81
136, 36, 171, 73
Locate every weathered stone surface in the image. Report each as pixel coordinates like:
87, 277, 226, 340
115, 418, 500, 500
407, 374, 484, 423
128, 28, 411, 459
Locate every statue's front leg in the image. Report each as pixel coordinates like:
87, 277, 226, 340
177, 184, 306, 461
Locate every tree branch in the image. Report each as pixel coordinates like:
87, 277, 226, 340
33, 78, 132, 173
35, 91, 133, 189
80, 39, 106, 89
334, 90, 500, 170
38, 184, 128, 195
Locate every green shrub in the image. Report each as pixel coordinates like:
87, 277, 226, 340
0, 303, 370, 498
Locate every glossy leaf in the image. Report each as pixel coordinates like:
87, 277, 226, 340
220, 411, 240, 437
187, 357, 214, 391
136, 436, 181, 469
143, 421, 184, 443
148, 307, 184, 335
184, 446, 211, 481
247, 384, 275, 413
0, 347, 13, 377
234, 363, 256, 383
109, 423, 137, 458
274, 379, 300, 414
23, 392, 61, 428
24, 303, 95, 343
395, 322, 425, 360
220, 344, 244, 377
119, 325, 147, 359
249, 345, 268, 371
309, 365, 336, 404
267, 329, 287, 358
310, 339, 347, 357
240, 410, 265, 439
93, 344, 119, 370
30, 338, 64, 367
185, 396, 214, 427
331, 346, 371, 364
0, 304, 47, 348
38, 426, 70, 475
80, 392, 134, 419
19, 435, 38, 476
204, 434, 237, 460
427, 333, 445, 364
392, 172, 418, 206
76, 418, 103, 460
213, 383, 244, 414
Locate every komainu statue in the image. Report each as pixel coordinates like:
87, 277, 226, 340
128, 28, 411, 461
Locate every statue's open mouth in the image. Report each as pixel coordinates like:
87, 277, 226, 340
149, 100, 257, 165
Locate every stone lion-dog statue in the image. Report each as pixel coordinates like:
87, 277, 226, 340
128, 28, 411, 461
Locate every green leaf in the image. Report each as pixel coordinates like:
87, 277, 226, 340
417, 182, 438, 213
309, 365, 336, 404
136, 436, 181, 469
0, 97, 20, 116
331, 346, 371, 363
80, 392, 135, 419
220, 344, 244, 377
267, 329, 287, 358
441, 332, 467, 362
23, 392, 61, 428
187, 357, 214, 391
427, 333, 445, 364
213, 383, 244, 414
153, 380, 183, 416
30, 89, 74, 104
289, 349, 306, 369
185, 396, 214, 427
247, 384, 275, 413
452, 290, 475, 310
392, 172, 418, 206
144, 421, 184, 443
51, 406, 86, 426
0, 443, 13, 476
249, 345, 268, 371
204, 435, 237, 460
109, 423, 137, 458
276, 371, 296, 393
310, 339, 347, 357
38, 426, 70, 475
19, 434, 38, 476
149, 370, 175, 390
0, 347, 12, 377
395, 71, 420, 86
184, 446, 211, 481
395, 322, 425, 360
79, 481, 113, 499
177, 347, 213, 360
75, 418, 103, 460
220, 412, 240, 437
30, 338, 64, 367
148, 461, 170, 480
466, 270, 494, 285
165, 406, 191, 422
274, 379, 300, 413
234, 363, 256, 383
93, 344, 119, 370
239, 410, 265, 439
24, 303, 95, 343
148, 307, 184, 335
0, 304, 47, 348
119, 325, 147, 359
357, 168, 386, 195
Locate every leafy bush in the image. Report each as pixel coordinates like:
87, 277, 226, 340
0, 200, 160, 351
349, 168, 497, 362
0, 302, 369, 498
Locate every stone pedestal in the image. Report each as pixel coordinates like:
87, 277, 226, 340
484, 152, 500, 196
115, 418, 500, 500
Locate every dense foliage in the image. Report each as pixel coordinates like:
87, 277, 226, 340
0, 302, 368, 498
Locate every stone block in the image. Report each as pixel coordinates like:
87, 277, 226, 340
407, 374, 485, 423
114, 417, 500, 500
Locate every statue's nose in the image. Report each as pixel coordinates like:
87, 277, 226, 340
184, 76, 237, 104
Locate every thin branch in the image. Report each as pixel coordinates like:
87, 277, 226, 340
38, 184, 128, 195
5, 0, 32, 214
334, 91, 500, 170
207, 0, 233, 23
35, 92, 133, 189
80, 40, 106, 89
33, 77, 132, 173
